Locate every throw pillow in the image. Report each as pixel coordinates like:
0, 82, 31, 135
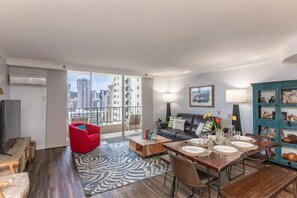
172, 119, 186, 131
167, 116, 181, 128
77, 124, 87, 131
202, 120, 213, 132
195, 123, 205, 136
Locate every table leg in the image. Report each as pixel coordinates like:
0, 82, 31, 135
217, 172, 221, 198
293, 180, 297, 198
207, 168, 211, 198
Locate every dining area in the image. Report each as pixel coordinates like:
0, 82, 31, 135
162, 132, 297, 198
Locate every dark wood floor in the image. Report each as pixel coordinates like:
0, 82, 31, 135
26, 146, 294, 198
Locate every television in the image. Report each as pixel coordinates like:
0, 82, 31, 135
0, 100, 21, 155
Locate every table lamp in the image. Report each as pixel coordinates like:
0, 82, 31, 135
226, 89, 247, 132
163, 93, 177, 121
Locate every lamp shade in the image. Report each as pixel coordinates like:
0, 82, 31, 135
0, 87, 3, 95
163, 93, 177, 103
226, 89, 247, 103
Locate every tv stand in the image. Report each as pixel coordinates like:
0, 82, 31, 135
0, 137, 32, 176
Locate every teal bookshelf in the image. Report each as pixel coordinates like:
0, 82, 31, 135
252, 80, 297, 168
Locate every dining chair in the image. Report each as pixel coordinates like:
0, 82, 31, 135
168, 153, 217, 198
227, 133, 271, 180
159, 154, 170, 186
245, 133, 271, 167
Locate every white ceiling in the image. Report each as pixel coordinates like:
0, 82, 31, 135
0, 0, 297, 77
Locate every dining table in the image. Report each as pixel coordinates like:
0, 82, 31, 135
162, 134, 280, 198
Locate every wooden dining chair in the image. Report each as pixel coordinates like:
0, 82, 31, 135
245, 133, 271, 167
168, 153, 217, 198
227, 133, 271, 180
159, 154, 170, 186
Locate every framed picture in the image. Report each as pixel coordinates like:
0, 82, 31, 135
189, 85, 214, 107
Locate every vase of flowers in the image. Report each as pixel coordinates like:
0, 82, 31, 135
204, 111, 236, 145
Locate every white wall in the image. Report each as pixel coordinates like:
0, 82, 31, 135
46, 70, 67, 148
9, 66, 67, 149
153, 60, 297, 134
0, 60, 9, 100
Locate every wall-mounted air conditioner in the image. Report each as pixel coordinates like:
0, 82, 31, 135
9, 74, 47, 86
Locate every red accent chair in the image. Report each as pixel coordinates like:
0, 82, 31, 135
69, 123, 100, 153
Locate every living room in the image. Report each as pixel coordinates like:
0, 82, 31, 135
1, 1, 297, 198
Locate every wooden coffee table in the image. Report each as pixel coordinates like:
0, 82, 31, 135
127, 135, 172, 158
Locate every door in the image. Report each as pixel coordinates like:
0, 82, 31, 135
10, 86, 47, 150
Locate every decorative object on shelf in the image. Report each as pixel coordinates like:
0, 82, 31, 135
163, 93, 177, 121
262, 111, 273, 119
260, 97, 266, 103
282, 134, 297, 143
287, 114, 297, 121
283, 152, 297, 162
269, 96, 275, 103
260, 127, 276, 139
189, 85, 214, 107
281, 112, 287, 120
226, 89, 247, 132
282, 89, 297, 104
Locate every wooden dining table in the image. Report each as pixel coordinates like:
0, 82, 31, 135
162, 137, 280, 197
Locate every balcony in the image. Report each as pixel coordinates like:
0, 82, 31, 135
67, 106, 142, 138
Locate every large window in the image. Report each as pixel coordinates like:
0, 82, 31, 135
67, 71, 142, 137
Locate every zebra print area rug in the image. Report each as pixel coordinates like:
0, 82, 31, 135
73, 141, 169, 195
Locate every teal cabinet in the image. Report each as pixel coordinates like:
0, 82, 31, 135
252, 80, 297, 168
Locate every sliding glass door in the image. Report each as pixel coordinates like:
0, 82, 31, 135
91, 73, 123, 138
67, 71, 142, 139
123, 76, 142, 136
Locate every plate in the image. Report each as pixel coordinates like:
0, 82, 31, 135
239, 136, 254, 141
213, 145, 238, 154
181, 146, 205, 154
231, 141, 254, 148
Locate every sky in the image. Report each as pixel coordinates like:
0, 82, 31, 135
67, 71, 116, 92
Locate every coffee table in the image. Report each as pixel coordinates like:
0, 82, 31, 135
127, 135, 172, 158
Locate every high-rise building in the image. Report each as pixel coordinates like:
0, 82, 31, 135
77, 78, 90, 108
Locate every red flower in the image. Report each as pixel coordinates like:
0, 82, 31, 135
215, 117, 221, 123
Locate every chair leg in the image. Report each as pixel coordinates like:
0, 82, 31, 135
164, 163, 169, 186
170, 176, 176, 198
187, 188, 195, 198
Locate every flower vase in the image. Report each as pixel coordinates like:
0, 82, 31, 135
215, 128, 224, 145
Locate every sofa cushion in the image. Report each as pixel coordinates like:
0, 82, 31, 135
160, 128, 183, 138
172, 119, 186, 131
176, 113, 195, 132
202, 120, 214, 132
191, 115, 207, 133
176, 131, 197, 140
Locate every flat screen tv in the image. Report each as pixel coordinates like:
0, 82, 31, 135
0, 100, 21, 155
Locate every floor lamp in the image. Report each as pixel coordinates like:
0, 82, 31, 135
226, 89, 247, 133
163, 93, 177, 122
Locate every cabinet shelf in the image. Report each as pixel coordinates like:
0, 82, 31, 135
253, 80, 297, 169
280, 104, 297, 107
257, 103, 275, 107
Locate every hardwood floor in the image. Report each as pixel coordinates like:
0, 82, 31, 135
26, 146, 295, 198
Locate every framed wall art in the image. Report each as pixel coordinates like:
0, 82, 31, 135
189, 85, 214, 107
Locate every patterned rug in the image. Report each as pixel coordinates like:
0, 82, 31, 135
73, 141, 169, 195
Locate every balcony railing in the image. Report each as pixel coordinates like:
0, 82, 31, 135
67, 106, 142, 126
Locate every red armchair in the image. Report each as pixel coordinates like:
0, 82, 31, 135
69, 123, 100, 153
